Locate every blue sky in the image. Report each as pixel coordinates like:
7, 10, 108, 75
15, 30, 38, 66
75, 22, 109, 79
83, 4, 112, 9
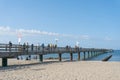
0, 0, 120, 49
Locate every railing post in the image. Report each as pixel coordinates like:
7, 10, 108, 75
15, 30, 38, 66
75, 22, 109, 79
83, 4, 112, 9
15, 45, 17, 51
5, 45, 7, 51
9, 45, 11, 52
36, 46, 37, 52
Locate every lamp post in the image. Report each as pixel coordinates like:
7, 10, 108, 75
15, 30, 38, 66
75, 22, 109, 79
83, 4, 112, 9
76, 41, 79, 47
17, 32, 22, 60
18, 38, 21, 45
17, 32, 22, 45
55, 38, 59, 46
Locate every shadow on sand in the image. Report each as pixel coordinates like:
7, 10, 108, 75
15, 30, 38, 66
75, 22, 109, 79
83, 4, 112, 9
0, 60, 78, 71
0, 60, 63, 71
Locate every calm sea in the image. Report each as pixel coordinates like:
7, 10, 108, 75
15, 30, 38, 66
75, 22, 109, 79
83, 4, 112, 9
19, 50, 120, 62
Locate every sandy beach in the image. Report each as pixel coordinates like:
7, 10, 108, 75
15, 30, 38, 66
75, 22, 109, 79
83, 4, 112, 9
0, 59, 120, 80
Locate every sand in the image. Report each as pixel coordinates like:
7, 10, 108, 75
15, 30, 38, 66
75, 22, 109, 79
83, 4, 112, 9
0, 59, 120, 80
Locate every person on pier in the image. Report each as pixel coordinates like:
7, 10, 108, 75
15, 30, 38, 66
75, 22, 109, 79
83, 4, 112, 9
31, 44, 34, 51
9, 41, 12, 52
23, 43, 26, 51
42, 43, 45, 53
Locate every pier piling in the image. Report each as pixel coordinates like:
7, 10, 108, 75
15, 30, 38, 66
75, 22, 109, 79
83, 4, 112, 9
83, 52, 86, 60
2, 58, 8, 67
59, 53, 62, 61
70, 53, 73, 61
39, 55, 43, 62
88, 51, 90, 58
91, 51, 93, 57
78, 52, 80, 61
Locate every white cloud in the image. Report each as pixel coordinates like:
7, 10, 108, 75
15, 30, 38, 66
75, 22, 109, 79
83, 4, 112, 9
0, 26, 90, 41
0, 26, 10, 31
80, 35, 90, 40
0, 26, 60, 36
0, 26, 15, 36
16, 29, 60, 36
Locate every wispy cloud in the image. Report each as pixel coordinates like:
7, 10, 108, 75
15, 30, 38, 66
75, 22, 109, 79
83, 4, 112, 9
80, 35, 90, 40
0, 26, 15, 36
16, 29, 60, 36
0, 26, 10, 31
0, 26, 60, 36
0, 26, 90, 40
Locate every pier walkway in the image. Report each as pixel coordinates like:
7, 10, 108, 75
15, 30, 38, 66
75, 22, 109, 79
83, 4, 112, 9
0, 43, 111, 67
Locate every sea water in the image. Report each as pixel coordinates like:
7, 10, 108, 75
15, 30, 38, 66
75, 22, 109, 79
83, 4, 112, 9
19, 50, 120, 61
44, 50, 120, 61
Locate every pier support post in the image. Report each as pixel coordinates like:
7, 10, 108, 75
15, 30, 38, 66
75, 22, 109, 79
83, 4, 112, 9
78, 52, 80, 61
96, 52, 98, 56
95, 52, 97, 56
39, 55, 43, 62
88, 51, 90, 58
97, 52, 99, 56
94, 51, 96, 56
59, 53, 62, 61
91, 51, 93, 57
2, 58, 8, 67
83, 52, 86, 60
70, 53, 73, 61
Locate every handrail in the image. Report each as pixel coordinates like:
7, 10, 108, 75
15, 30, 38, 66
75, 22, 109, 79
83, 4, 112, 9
0, 43, 112, 58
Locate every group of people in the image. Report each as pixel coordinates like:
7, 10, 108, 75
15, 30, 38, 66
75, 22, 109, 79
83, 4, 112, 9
8, 41, 80, 52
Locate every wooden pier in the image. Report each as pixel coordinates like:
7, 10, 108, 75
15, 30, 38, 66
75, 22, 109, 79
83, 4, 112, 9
0, 43, 112, 67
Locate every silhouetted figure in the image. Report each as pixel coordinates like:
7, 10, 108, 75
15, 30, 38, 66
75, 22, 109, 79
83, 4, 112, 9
23, 43, 26, 51
26, 57, 29, 60
31, 44, 34, 51
17, 57, 19, 60
29, 55, 31, 60
66, 45, 69, 49
55, 44, 57, 48
9, 41, 12, 52
9, 41, 12, 47
26, 42, 29, 53
48, 44, 50, 48
42, 43, 44, 49
42, 43, 44, 50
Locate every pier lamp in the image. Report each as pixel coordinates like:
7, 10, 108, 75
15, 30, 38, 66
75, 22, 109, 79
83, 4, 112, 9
55, 38, 59, 46
76, 41, 80, 47
18, 38, 21, 45
17, 33, 22, 45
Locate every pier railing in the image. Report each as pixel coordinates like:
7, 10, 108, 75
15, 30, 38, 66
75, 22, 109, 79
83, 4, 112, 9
0, 43, 110, 58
